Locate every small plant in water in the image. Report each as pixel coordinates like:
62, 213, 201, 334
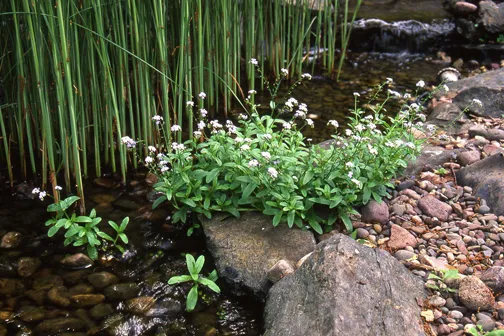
168, 254, 220, 312
34, 188, 129, 260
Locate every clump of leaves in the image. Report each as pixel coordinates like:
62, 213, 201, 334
426, 268, 460, 294
467, 325, 504, 336
168, 254, 220, 312
434, 167, 449, 175
44, 195, 129, 260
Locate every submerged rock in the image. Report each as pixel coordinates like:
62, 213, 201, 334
264, 234, 426, 336
60, 253, 93, 269
201, 212, 316, 300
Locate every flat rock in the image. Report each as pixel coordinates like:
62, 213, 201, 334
479, 1, 504, 34
87, 272, 119, 289
468, 125, 504, 141
36, 318, 85, 334
60, 253, 93, 269
264, 234, 426, 336
454, 1, 478, 14
360, 200, 389, 224
458, 276, 495, 311
456, 153, 504, 216
104, 283, 139, 301
126, 296, 156, 315
457, 150, 481, 166
417, 195, 452, 221
0, 232, 22, 249
405, 146, 462, 176
438, 68, 504, 98
388, 224, 418, 250
201, 212, 316, 300
426, 103, 467, 135
480, 266, 504, 292
71, 294, 105, 307
452, 87, 504, 119
17, 257, 41, 277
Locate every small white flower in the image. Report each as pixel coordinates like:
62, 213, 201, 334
386, 77, 393, 84
368, 144, 378, 155
55, 186, 62, 191
261, 152, 271, 160
159, 160, 168, 165
249, 58, 258, 65
283, 122, 292, 130
417, 113, 426, 121
351, 178, 361, 187
426, 124, 437, 133
244, 138, 252, 143
39, 191, 47, 201
263, 134, 272, 140
267, 167, 279, 179
171, 125, 181, 132
367, 123, 376, 130
307, 138, 312, 142
157, 153, 165, 159
409, 103, 419, 111
298, 103, 308, 112
472, 98, 483, 107
199, 92, 207, 99
294, 111, 306, 119
199, 109, 208, 117
239, 113, 248, 120
186, 101, 194, 107
145, 156, 154, 164
405, 142, 416, 149
403, 93, 411, 99
327, 120, 339, 128
197, 120, 206, 130
353, 92, 360, 97
240, 144, 250, 151
306, 119, 314, 127
348, 171, 353, 178
32, 188, 40, 194
345, 162, 354, 168
355, 124, 365, 132
416, 80, 425, 88
161, 166, 170, 173
301, 73, 312, 80
193, 131, 202, 138
345, 129, 353, 136
152, 115, 163, 125
248, 159, 260, 168
171, 142, 185, 151
387, 89, 401, 99
443, 84, 449, 92
248, 90, 257, 95
234, 137, 244, 143
121, 136, 137, 148
148, 146, 157, 153
280, 68, 289, 77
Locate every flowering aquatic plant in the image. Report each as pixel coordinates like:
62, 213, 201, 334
135, 66, 427, 235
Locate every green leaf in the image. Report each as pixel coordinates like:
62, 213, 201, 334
108, 221, 120, 232
204, 196, 211, 210
199, 277, 221, 293
329, 196, 343, 209
119, 233, 128, 244
168, 275, 192, 284
427, 273, 442, 281
182, 199, 197, 207
362, 187, 371, 204
89, 209, 97, 219
483, 330, 504, 336
47, 225, 61, 237
208, 269, 218, 282
206, 168, 220, 184
186, 254, 197, 278
273, 212, 282, 226
97, 231, 114, 241
302, 171, 314, 185
87, 245, 98, 260
152, 195, 167, 209
120, 217, 129, 231
340, 213, 353, 232
186, 285, 199, 312
287, 211, 295, 228
241, 183, 257, 200
308, 219, 323, 234
55, 218, 68, 228
195, 255, 205, 275
64, 225, 79, 238
47, 203, 62, 213
75, 216, 92, 223
60, 196, 80, 211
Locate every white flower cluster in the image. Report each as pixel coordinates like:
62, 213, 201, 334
171, 142, 185, 151
280, 68, 289, 77
472, 98, 483, 107
248, 159, 260, 168
249, 58, 258, 65
199, 92, 206, 99
267, 167, 278, 179
186, 101, 194, 107
226, 120, 237, 134
200, 109, 208, 118
197, 120, 206, 130
239, 113, 248, 120
152, 115, 163, 125
209, 120, 223, 133
148, 146, 157, 153
301, 73, 312, 80
294, 103, 308, 119
327, 120, 339, 128
285, 97, 298, 110
416, 80, 425, 88
121, 136, 137, 148
171, 124, 181, 132
306, 119, 314, 127
32, 188, 47, 201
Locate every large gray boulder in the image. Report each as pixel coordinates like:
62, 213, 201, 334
405, 145, 462, 176
264, 234, 426, 336
456, 152, 504, 216
452, 87, 504, 119
201, 212, 316, 300
436, 68, 504, 98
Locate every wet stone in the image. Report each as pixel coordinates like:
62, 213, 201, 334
63, 270, 91, 285
17, 257, 41, 277
33, 274, 64, 290
89, 303, 114, 320
60, 254, 93, 270
17, 306, 46, 322
0, 232, 22, 249
36, 318, 86, 334
87, 272, 118, 289
70, 294, 105, 307
0, 278, 24, 296
48, 286, 71, 307
126, 296, 156, 315
104, 283, 140, 301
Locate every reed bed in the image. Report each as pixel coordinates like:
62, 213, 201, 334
0, 0, 361, 208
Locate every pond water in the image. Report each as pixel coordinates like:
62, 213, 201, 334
0, 50, 482, 335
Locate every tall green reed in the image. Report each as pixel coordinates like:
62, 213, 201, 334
0, 0, 360, 210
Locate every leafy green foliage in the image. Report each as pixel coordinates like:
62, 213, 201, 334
168, 254, 220, 312
426, 269, 460, 294
150, 75, 424, 234
45, 195, 129, 260
467, 325, 504, 336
